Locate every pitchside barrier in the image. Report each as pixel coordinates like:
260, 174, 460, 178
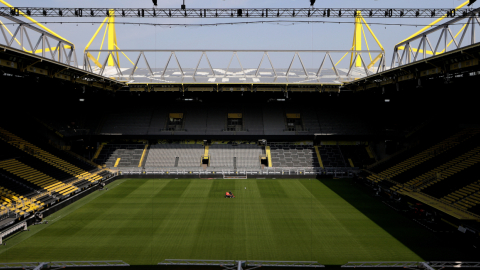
120, 167, 360, 178
157, 260, 480, 269
0, 261, 129, 269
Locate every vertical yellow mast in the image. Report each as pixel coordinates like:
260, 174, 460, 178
107, 9, 116, 67
353, 11, 363, 67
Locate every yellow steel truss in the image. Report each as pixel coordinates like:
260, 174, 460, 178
334, 11, 384, 69
84, 9, 134, 68
397, 0, 470, 56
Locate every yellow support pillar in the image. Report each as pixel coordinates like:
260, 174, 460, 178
366, 146, 375, 159
265, 146, 272, 167
108, 9, 115, 67
348, 158, 355, 168
350, 11, 362, 67
314, 146, 324, 169
92, 143, 105, 161
138, 144, 149, 167
114, 158, 121, 168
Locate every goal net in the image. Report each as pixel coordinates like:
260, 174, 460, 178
223, 175, 248, 179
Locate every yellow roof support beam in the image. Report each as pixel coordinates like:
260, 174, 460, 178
84, 10, 135, 69
0, 0, 73, 46
349, 11, 384, 69
398, 22, 468, 56
397, 0, 470, 45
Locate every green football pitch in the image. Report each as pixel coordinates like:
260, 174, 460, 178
0, 178, 472, 265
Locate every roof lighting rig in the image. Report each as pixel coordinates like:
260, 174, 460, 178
2, 7, 477, 18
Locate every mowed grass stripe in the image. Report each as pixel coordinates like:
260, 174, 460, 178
242, 180, 295, 260
257, 180, 317, 261
2, 178, 475, 265
187, 180, 238, 260
151, 180, 213, 264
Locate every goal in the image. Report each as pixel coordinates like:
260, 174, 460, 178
223, 174, 248, 179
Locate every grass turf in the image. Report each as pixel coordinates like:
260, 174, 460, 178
0, 178, 471, 265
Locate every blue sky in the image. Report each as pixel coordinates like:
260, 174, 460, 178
3, 0, 475, 69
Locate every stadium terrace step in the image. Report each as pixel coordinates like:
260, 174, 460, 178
0, 128, 102, 184
368, 129, 479, 186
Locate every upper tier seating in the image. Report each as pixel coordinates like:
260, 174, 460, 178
96, 102, 377, 136
145, 144, 204, 167
270, 145, 319, 168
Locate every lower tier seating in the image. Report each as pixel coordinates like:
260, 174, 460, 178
338, 145, 375, 168
318, 145, 348, 167
209, 144, 263, 169
421, 162, 480, 199
270, 145, 319, 167
145, 144, 204, 167
94, 144, 145, 167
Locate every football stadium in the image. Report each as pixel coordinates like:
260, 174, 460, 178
0, 0, 480, 269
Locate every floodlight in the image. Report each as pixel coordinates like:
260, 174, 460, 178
310, 0, 316, 6
152, 0, 158, 6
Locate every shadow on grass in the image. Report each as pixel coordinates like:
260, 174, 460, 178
316, 177, 478, 262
